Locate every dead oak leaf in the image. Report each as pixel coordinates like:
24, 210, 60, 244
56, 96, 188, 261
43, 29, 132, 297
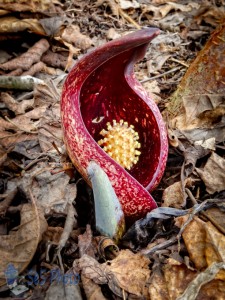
0, 203, 47, 286
103, 249, 150, 297
196, 152, 225, 194
176, 216, 225, 280
183, 93, 225, 124
76, 254, 108, 285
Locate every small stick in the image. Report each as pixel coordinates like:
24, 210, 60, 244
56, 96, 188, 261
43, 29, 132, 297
141, 66, 182, 83
0, 75, 44, 90
52, 187, 77, 271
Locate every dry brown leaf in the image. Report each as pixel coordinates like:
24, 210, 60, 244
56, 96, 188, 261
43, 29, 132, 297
81, 273, 107, 300
195, 4, 225, 27
77, 254, 108, 285
94, 0, 120, 16
31, 171, 77, 214
162, 178, 193, 208
42, 226, 64, 244
1, 92, 34, 115
0, 39, 49, 71
149, 270, 169, 300
76, 250, 150, 298
45, 279, 83, 300
182, 94, 225, 124
60, 25, 93, 50
103, 249, 150, 297
203, 208, 225, 235
176, 216, 225, 280
0, 50, 11, 64
163, 259, 225, 300
205, 223, 225, 272
164, 259, 197, 299
0, 0, 58, 13
0, 16, 45, 35
0, 105, 46, 132
167, 22, 225, 135
176, 216, 208, 269
0, 132, 37, 149
0, 148, 7, 167
33, 80, 60, 106
196, 152, 225, 194
0, 203, 48, 286
141, 2, 199, 21
38, 103, 63, 153
78, 225, 96, 258
39, 16, 68, 37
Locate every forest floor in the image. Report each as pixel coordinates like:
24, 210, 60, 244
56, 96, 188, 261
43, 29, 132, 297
0, 1, 225, 299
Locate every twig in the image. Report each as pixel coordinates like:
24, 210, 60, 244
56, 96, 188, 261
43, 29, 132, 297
170, 57, 189, 68
177, 262, 225, 300
0, 75, 44, 90
52, 187, 77, 272
140, 236, 177, 256
141, 66, 182, 83
118, 8, 141, 29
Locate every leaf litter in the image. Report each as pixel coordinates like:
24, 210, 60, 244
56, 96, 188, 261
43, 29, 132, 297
0, 0, 225, 299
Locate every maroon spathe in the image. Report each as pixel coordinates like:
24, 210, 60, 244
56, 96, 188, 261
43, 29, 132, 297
61, 28, 168, 221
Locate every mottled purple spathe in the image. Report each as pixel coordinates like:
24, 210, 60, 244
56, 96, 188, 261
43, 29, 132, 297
61, 28, 168, 221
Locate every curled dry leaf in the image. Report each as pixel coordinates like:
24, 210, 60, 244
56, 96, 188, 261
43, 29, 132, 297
196, 152, 225, 194
78, 224, 96, 258
0, 39, 49, 71
167, 22, 225, 136
0, 0, 56, 12
0, 203, 48, 286
0, 16, 45, 35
